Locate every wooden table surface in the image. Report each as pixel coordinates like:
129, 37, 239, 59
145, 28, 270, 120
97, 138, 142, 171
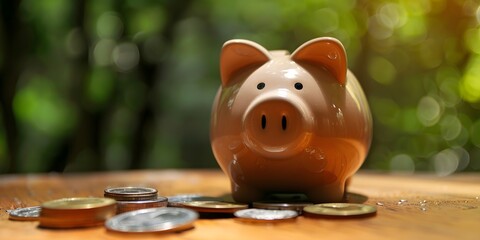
0, 169, 479, 240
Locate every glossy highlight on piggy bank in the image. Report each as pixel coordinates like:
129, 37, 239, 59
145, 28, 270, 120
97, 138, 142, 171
210, 37, 372, 203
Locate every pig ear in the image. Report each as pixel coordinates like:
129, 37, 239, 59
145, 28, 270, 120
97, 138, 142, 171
291, 37, 347, 85
220, 39, 271, 86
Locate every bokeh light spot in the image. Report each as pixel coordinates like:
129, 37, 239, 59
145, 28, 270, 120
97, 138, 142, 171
93, 39, 115, 66
112, 42, 140, 72
370, 97, 400, 127
460, 55, 480, 102
390, 154, 415, 174
477, 6, 480, 24
417, 96, 441, 126
440, 115, 462, 141
453, 147, 470, 172
432, 149, 460, 176
471, 120, 480, 148
377, 3, 407, 29
97, 11, 123, 39
315, 8, 339, 33
398, 16, 427, 43
464, 28, 480, 54
13, 77, 77, 136
65, 28, 86, 58
368, 15, 393, 40
368, 56, 396, 85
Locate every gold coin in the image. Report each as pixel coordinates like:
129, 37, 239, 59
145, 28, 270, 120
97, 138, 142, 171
167, 194, 220, 207
39, 197, 116, 228
42, 197, 116, 210
303, 203, 377, 217
104, 187, 158, 201
181, 201, 248, 213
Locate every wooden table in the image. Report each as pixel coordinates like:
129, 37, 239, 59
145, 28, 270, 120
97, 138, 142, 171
0, 170, 479, 240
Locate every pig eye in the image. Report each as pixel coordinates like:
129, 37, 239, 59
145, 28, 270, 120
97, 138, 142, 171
294, 82, 303, 90
257, 82, 265, 90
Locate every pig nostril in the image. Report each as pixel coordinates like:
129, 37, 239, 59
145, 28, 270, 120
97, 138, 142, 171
282, 115, 287, 130
261, 115, 267, 129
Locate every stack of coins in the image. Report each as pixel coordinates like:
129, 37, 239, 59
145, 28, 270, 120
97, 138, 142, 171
39, 197, 116, 228
104, 187, 168, 214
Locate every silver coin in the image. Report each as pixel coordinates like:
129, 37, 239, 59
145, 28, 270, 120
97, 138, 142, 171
234, 208, 298, 222
105, 207, 198, 233
252, 201, 313, 213
167, 194, 219, 207
9, 206, 41, 221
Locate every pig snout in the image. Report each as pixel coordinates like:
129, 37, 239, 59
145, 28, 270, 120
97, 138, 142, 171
242, 90, 313, 158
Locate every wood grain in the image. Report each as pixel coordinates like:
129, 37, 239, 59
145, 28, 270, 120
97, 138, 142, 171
0, 170, 479, 240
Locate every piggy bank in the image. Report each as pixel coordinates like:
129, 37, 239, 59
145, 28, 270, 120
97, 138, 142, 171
210, 37, 372, 203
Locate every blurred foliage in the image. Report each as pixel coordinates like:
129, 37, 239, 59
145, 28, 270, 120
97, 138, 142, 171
1, 0, 480, 175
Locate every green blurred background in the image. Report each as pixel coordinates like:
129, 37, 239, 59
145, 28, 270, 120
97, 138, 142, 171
1, 0, 480, 175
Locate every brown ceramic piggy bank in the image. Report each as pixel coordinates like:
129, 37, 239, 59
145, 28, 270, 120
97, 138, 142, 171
210, 37, 372, 203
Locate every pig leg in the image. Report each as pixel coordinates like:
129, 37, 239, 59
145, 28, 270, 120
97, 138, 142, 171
306, 182, 345, 203
230, 182, 264, 203
228, 157, 265, 202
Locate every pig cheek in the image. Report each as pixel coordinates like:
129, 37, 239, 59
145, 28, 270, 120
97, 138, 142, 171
228, 141, 249, 184
229, 159, 244, 184
301, 140, 363, 185
303, 146, 328, 172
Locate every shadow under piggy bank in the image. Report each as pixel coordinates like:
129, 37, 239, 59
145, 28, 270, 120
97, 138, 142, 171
218, 191, 368, 204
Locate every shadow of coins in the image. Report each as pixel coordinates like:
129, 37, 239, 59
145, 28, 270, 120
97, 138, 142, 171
216, 193, 235, 202
344, 192, 368, 204
198, 212, 235, 219
106, 225, 196, 236
255, 192, 368, 204
266, 194, 310, 202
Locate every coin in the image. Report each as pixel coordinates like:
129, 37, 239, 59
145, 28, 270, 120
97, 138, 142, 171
181, 201, 248, 213
234, 208, 298, 222
167, 194, 220, 207
41, 197, 116, 210
105, 207, 198, 233
40, 197, 116, 228
252, 201, 313, 213
116, 197, 168, 214
104, 187, 158, 201
8, 206, 41, 221
303, 203, 377, 218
